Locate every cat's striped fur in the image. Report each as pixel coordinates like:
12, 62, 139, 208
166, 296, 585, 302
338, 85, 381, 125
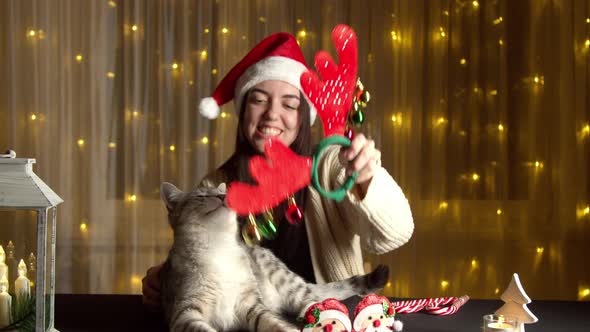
160, 183, 389, 332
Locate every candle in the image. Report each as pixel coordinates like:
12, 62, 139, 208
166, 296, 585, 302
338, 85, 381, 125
0, 246, 8, 282
0, 277, 12, 327
483, 314, 517, 332
15, 259, 31, 302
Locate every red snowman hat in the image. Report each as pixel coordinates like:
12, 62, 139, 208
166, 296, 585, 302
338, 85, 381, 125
352, 294, 395, 331
199, 32, 317, 124
301, 298, 352, 332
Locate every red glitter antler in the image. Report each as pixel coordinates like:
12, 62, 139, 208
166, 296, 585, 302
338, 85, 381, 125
226, 138, 312, 216
300, 24, 358, 137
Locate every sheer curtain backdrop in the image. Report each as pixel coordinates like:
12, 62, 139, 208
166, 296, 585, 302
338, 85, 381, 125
0, 0, 588, 300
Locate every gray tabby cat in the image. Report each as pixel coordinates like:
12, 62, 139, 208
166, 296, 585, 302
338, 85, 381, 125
159, 182, 389, 332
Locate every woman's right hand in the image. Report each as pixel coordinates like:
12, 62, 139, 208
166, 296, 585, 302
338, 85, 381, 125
142, 263, 163, 311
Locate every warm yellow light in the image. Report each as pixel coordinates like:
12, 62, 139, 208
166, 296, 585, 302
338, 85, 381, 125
534, 76, 540, 83
498, 124, 504, 131
132, 111, 139, 118
460, 58, 467, 65
212, 68, 218, 75
494, 288, 500, 295
130, 275, 142, 286
188, 80, 194, 85
472, 173, 480, 181
536, 247, 544, 254
582, 124, 590, 135
106, 71, 115, 78
490, 89, 498, 95
128, 194, 137, 202
584, 206, 590, 215
443, 10, 449, 16
30, 114, 37, 121
108, 142, 116, 149
493, 17, 503, 25
220, 112, 228, 118
581, 288, 590, 297
439, 201, 448, 209
497, 209, 503, 215
131, 25, 138, 31
201, 136, 209, 144
437, 117, 447, 125
80, 223, 87, 232
17, 259, 27, 277
587, 18, 590, 23
498, 39, 504, 46
200, 50, 207, 60
472, 1, 479, 8
471, 259, 477, 268
108, 1, 117, 7
28, 30, 36, 37
204, 28, 209, 34
259, 16, 266, 23
585, 39, 590, 48
439, 27, 446, 38
75, 54, 83, 62
391, 115, 398, 123
169, 145, 176, 151
298, 30, 307, 38
77, 139, 85, 147
386, 281, 392, 288
534, 161, 542, 168
221, 27, 229, 34
391, 31, 399, 41
441, 280, 449, 288
171, 62, 179, 70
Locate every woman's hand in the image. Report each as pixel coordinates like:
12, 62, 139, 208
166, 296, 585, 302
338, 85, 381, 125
339, 133, 382, 197
142, 263, 163, 312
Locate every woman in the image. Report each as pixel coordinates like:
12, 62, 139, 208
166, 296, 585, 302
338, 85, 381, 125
142, 32, 414, 310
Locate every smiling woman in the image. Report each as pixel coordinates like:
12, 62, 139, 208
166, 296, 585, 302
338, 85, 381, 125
243, 81, 303, 153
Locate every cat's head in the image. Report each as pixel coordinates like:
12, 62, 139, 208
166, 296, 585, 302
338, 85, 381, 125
160, 182, 237, 234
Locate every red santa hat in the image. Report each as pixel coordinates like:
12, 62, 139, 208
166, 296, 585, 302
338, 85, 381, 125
301, 298, 352, 332
198, 32, 317, 124
352, 294, 396, 331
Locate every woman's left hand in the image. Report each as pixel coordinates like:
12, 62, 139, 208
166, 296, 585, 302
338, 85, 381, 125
339, 133, 382, 195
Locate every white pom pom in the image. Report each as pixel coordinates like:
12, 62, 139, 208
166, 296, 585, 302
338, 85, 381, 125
393, 319, 404, 331
199, 97, 220, 119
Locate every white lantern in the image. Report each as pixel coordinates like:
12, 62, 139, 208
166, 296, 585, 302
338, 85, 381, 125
0, 151, 62, 332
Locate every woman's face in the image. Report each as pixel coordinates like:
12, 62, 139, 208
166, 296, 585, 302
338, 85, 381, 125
242, 80, 302, 153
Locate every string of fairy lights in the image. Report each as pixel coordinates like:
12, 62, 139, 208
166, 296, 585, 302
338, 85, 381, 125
15, 0, 590, 299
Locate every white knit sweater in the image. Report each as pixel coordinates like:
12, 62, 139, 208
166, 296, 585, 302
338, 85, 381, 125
200, 145, 414, 283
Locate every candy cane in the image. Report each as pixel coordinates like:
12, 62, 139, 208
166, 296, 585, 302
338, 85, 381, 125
424, 296, 470, 316
392, 295, 469, 316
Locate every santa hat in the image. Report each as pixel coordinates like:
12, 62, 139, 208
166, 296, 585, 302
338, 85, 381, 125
199, 32, 317, 124
301, 298, 352, 332
352, 294, 396, 331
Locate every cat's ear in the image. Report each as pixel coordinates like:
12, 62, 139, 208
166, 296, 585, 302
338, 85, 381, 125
161, 182, 183, 211
216, 183, 227, 193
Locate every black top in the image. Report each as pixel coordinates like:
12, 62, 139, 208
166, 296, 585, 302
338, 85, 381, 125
261, 216, 316, 283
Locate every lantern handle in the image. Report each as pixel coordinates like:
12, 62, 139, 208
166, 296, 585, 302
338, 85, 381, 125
0, 149, 16, 158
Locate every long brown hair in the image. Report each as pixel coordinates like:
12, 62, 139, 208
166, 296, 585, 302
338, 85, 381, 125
218, 89, 312, 225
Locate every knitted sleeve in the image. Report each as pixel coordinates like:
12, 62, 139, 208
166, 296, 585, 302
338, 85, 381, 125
318, 145, 414, 254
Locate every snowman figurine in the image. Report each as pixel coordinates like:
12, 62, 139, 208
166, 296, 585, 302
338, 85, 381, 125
352, 294, 403, 332
301, 298, 352, 332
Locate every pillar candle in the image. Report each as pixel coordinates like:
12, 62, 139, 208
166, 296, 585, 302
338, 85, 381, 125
0, 278, 11, 327
15, 259, 31, 302
0, 246, 8, 282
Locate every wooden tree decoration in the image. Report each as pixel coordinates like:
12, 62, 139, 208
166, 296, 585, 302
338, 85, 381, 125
495, 273, 538, 332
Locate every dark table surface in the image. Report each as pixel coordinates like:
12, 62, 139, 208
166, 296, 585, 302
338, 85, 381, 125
54, 294, 590, 332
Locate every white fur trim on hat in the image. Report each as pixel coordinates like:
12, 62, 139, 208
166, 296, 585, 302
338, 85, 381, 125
353, 304, 385, 331
302, 309, 352, 332
233, 56, 317, 124
393, 319, 404, 331
199, 96, 221, 119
